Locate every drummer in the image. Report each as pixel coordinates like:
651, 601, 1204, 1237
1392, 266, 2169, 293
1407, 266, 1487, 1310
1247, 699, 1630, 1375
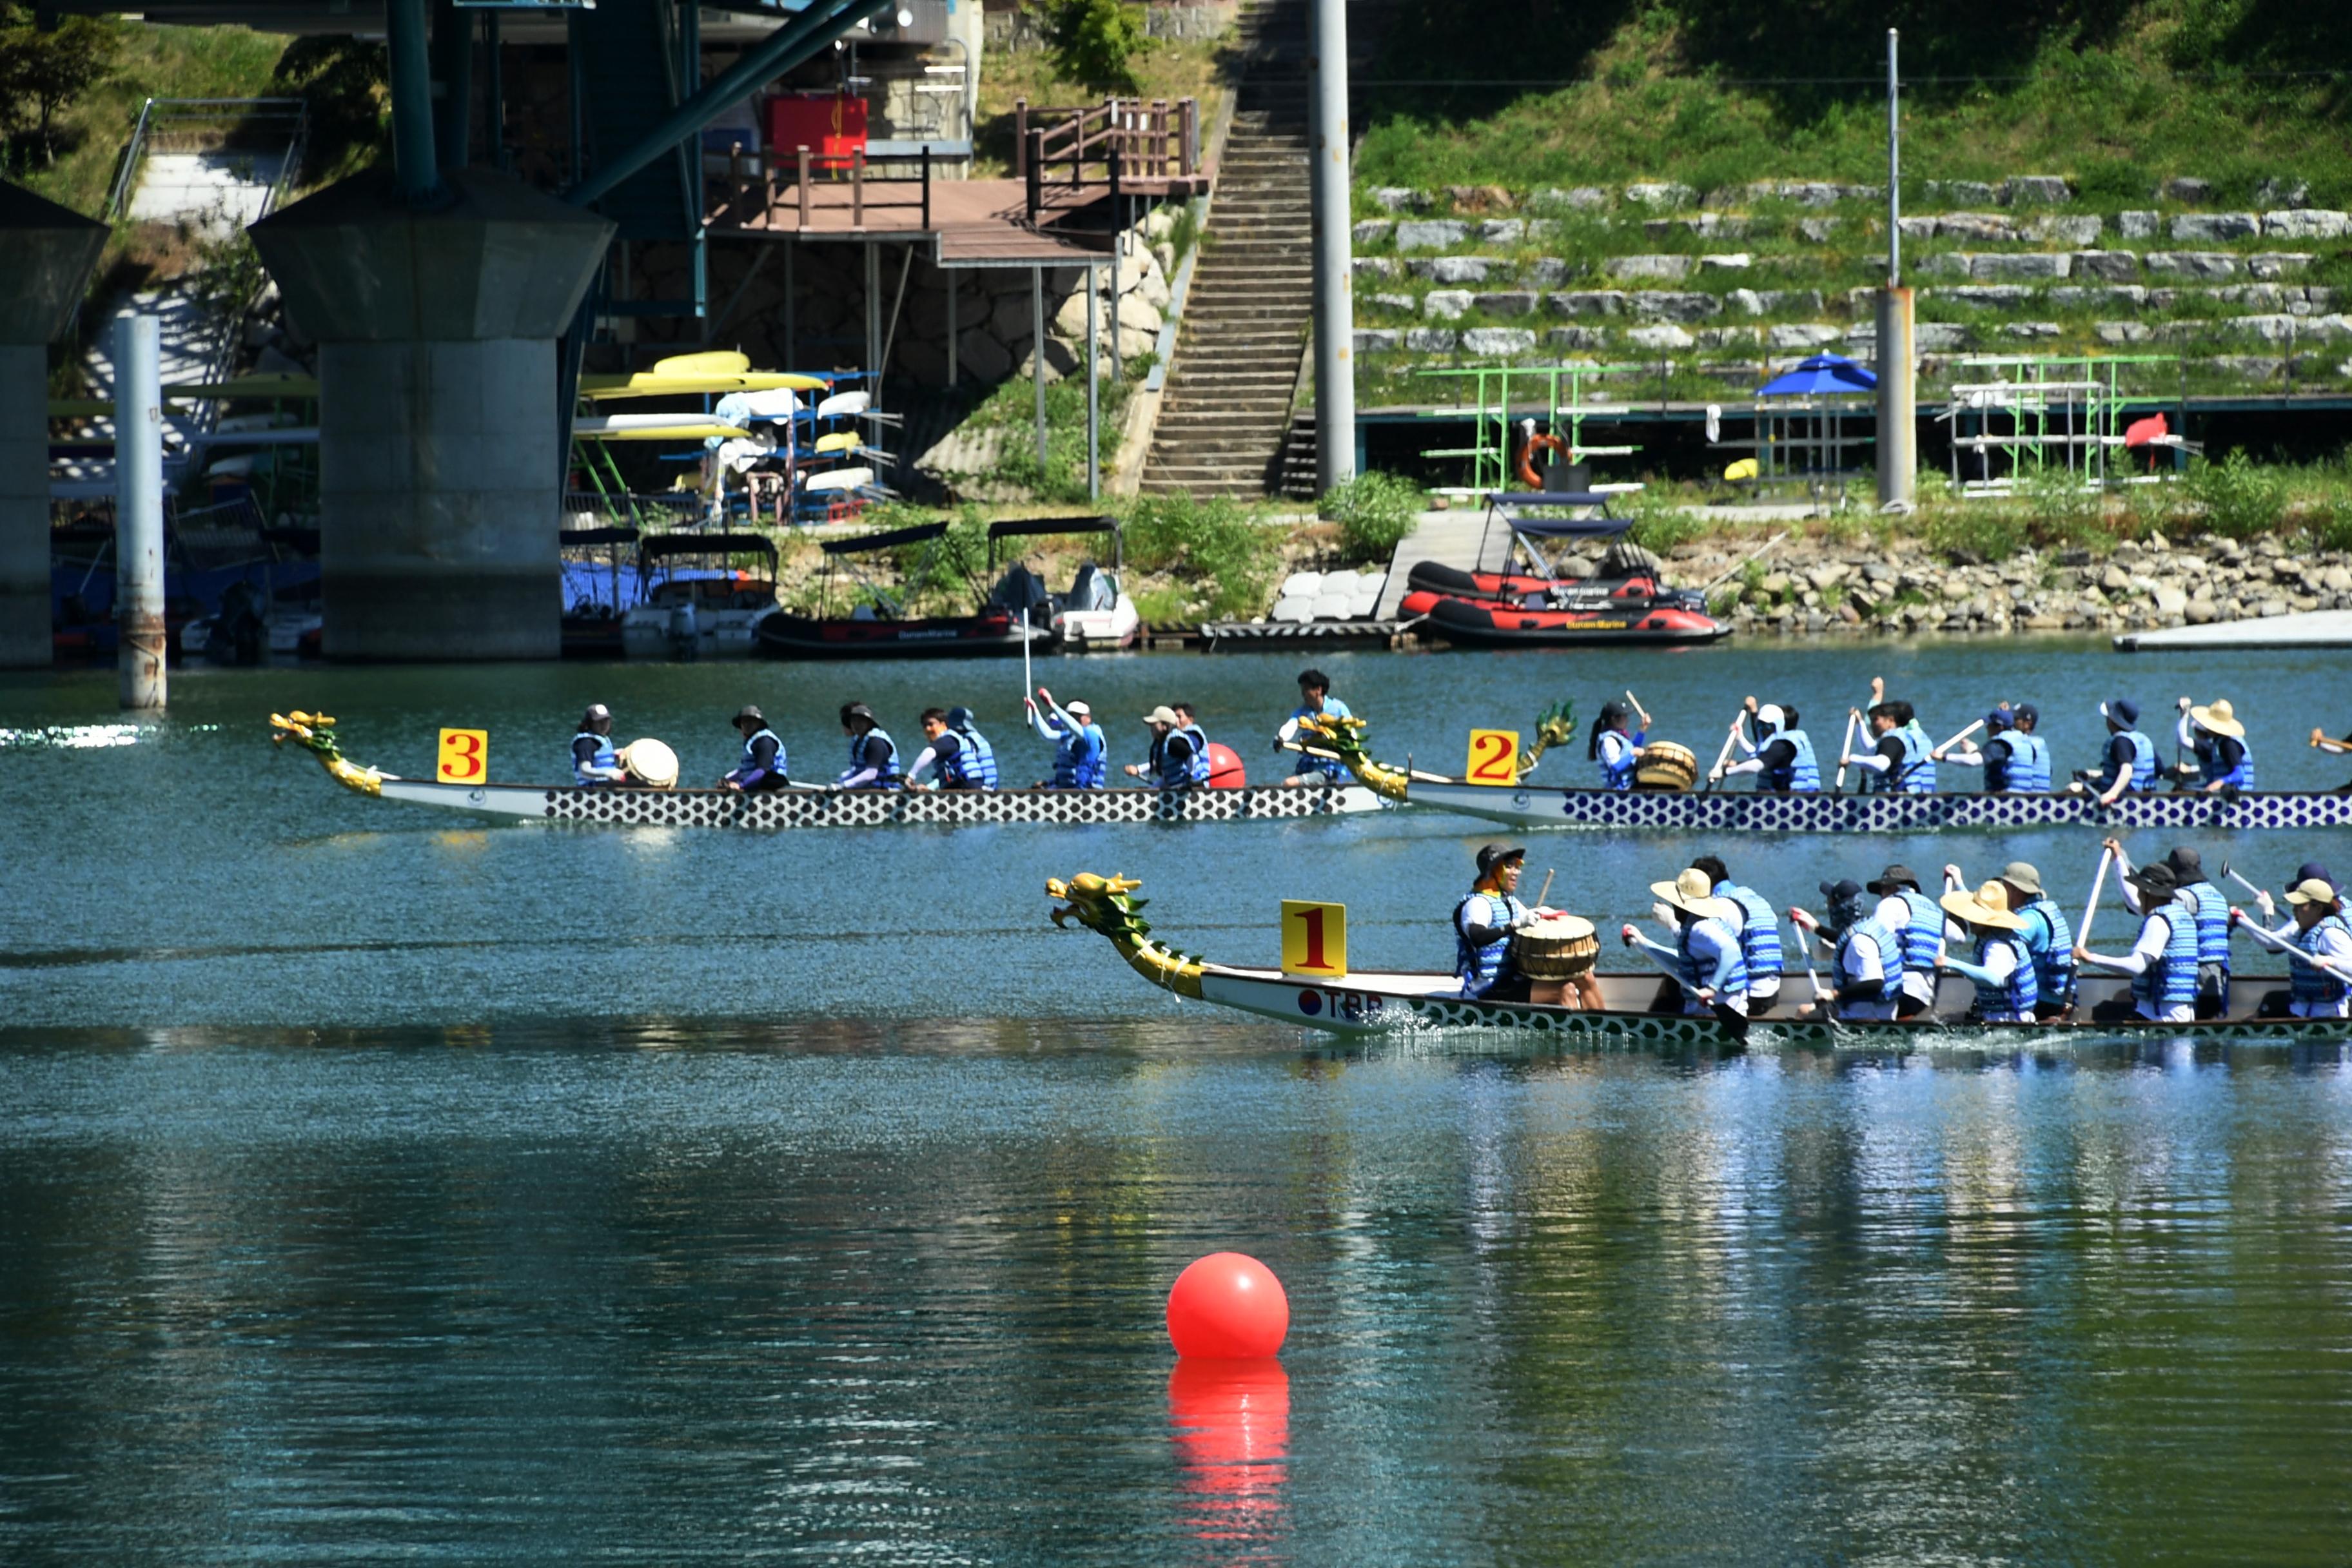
1453, 843, 1560, 1001
1589, 698, 1647, 790
718, 704, 789, 792
1714, 701, 1819, 792
2173, 695, 2255, 792
1619, 867, 1750, 1016
1689, 855, 1783, 1008
571, 703, 628, 787
834, 702, 901, 789
1276, 669, 1353, 787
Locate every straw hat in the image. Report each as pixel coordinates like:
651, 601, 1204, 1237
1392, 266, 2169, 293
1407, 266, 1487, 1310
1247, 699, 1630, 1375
1650, 867, 1732, 919
2189, 698, 2246, 738
1941, 878, 2026, 931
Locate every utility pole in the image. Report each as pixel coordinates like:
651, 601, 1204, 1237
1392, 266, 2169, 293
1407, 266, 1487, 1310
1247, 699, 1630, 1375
1876, 27, 1916, 510
1309, 0, 1355, 494
115, 315, 164, 710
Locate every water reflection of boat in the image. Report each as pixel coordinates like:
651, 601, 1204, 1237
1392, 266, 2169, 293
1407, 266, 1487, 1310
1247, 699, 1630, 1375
1044, 872, 2352, 1044
268, 711, 1383, 828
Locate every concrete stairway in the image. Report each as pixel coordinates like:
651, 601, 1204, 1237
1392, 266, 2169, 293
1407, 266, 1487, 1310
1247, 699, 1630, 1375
1140, 0, 1311, 497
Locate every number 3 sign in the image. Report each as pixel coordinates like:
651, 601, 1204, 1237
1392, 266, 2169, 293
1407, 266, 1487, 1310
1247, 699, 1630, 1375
436, 728, 489, 783
1281, 900, 1348, 978
1465, 729, 1521, 787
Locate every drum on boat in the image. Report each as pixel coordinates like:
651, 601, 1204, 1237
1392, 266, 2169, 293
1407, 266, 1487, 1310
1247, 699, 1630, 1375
620, 738, 680, 790
1511, 914, 1599, 979
1634, 740, 1698, 792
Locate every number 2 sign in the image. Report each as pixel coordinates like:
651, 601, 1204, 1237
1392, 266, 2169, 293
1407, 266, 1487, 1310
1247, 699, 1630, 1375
1280, 900, 1348, 978
436, 728, 489, 783
1465, 729, 1521, 787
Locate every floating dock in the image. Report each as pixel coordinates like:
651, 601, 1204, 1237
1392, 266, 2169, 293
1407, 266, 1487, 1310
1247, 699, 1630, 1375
2115, 611, 2352, 652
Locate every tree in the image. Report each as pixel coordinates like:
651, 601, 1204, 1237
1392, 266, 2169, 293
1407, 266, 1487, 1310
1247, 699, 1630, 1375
0, 7, 121, 164
1044, 0, 1144, 97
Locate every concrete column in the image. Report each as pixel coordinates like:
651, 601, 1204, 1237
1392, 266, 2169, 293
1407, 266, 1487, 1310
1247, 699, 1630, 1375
1876, 287, 1916, 508
250, 168, 612, 661
0, 184, 106, 669
1308, 0, 1355, 493
115, 315, 165, 710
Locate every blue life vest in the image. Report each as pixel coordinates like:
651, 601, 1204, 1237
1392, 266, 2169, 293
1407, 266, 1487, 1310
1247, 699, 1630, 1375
942, 723, 998, 789
1179, 722, 1213, 785
2120, 729, 2157, 791
1716, 882, 1784, 981
1152, 731, 1201, 789
1054, 721, 1107, 789
1455, 890, 1529, 997
1596, 728, 1642, 790
2194, 734, 2255, 790
1837, 916, 1901, 1002
1971, 931, 2039, 1019
734, 726, 787, 781
573, 729, 618, 785
1678, 915, 1750, 1001
2291, 913, 2352, 1006
847, 726, 901, 787
2132, 903, 2200, 1014
1861, 724, 1934, 794
1763, 728, 1821, 792
1292, 698, 1351, 779
2004, 731, 2052, 792
2018, 896, 2075, 1004
2180, 881, 2232, 970
1896, 888, 1945, 974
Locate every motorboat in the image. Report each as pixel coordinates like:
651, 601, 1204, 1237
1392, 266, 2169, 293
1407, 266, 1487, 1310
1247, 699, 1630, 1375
752, 518, 1049, 659
620, 531, 781, 660
984, 515, 1142, 651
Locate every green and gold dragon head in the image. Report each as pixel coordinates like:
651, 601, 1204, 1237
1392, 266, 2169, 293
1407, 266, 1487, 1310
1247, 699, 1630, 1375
1046, 872, 1204, 997
270, 710, 384, 797
1298, 700, 1576, 794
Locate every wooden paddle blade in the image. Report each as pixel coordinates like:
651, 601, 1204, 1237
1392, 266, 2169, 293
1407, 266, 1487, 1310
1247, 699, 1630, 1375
1712, 1001, 1750, 1045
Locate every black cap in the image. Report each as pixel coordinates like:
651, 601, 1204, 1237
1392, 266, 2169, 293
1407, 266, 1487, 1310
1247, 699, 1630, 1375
582, 703, 611, 726
1868, 864, 1920, 894
2013, 702, 2039, 725
733, 704, 765, 727
2165, 847, 2204, 879
2127, 862, 2178, 897
1819, 877, 1865, 903
1476, 843, 1526, 877
946, 705, 974, 729
841, 701, 875, 726
2295, 861, 2337, 891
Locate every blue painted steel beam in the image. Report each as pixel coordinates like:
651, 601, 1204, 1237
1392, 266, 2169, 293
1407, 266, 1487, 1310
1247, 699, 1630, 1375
564, 0, 896, 210
386, 0, 442, 203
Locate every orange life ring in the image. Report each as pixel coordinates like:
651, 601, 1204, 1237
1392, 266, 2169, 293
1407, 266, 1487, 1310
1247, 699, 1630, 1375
1516, 430, 1567, 489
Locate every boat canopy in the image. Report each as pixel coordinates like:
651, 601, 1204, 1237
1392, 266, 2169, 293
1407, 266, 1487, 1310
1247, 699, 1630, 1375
1489, 493, 1632, 537
642, 531, 779, 561
561, 525, 641, 547
821, 520, 948, 556
985, 515, 1119, 540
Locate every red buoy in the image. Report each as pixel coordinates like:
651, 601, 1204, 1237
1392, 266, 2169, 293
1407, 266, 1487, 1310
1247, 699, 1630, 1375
1166, 1251, 1288, 1357
1205, 742, 1247, 789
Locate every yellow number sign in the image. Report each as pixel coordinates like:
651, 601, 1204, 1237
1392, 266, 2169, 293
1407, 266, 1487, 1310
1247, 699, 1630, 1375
1280, 900, 1348, 978
1465, 728, 1521, 787
436, 727, 489, 785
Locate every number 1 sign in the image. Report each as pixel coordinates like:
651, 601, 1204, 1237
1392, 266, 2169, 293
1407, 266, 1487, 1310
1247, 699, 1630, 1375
1280, 900, 1348, 978
1465, 729, 1520, 787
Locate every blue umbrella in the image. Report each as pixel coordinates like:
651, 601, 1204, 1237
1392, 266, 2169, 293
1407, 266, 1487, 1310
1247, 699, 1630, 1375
1756, 353, 1877, 398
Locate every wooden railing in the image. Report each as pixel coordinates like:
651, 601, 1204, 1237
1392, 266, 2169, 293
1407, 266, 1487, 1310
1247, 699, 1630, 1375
1014, 96, 1199, 190
718, 144, 933, 231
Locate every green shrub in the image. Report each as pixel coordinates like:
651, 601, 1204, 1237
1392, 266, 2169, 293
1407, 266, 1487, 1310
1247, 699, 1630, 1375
1043, 0, 1143, 95
1124, 492, 1277, 620
2017, 467, 2106, 549
1921, 504, 2026, 564
2185, 450, 2289, 538
1320, 471, 1422, 564
1622, 487, 1700, 555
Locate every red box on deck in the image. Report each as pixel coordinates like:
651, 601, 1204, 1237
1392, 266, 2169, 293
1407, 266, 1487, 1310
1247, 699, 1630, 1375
766, 95, 868, 170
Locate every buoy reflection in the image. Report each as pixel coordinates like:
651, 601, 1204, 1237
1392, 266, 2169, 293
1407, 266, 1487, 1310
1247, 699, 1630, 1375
1167, 1357, 1289, 1545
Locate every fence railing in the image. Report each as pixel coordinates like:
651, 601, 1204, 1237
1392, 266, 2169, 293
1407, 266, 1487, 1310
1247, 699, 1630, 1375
1013, 97, 1199, 186
716, 145, 934, 231
104, 97, 309, 223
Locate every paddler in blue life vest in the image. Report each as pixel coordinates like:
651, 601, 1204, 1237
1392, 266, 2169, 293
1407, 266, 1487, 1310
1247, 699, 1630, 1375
1865, 863, 1945, 1017
1026, 687, 1106, 789
1453, 843, 1562, 1003
1126, 705, 1205, 787
2074, 859, 2199, 1023
1276, 669, 1353, 786
1173, 703, 1219, 783
905, 706, 999, 790
833, 701, 901, 789
1934, 879, 2040, 1024
1712, 700, 1820, 791
718, 704, 789, 792
1788, 879, 1903, 1021
1620, 867, 1751, 1016
1845, 700, 1937, 792
2106, 840, 2233, 1017
2069, 697, 2157, 805
2239, 874, 2352, 1019
1933, 703, 2053, 792
571, 703, 627, 786
1689, 855, 1783, 1008
1589, 697, 1648, 790
2172, 695, 2255, 792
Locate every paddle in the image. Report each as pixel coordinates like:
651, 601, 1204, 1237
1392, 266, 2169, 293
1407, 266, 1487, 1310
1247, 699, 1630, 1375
1832, 707, 1861, 793
2312, 727, 2352, 757
2072, 843, 2115, 965
2219, 861, 2264, 901
1618, 919, 1750, 1043
1788, 905, 1827, 1017
2230, 909, 2352, 988
1929, 718, 1984, 763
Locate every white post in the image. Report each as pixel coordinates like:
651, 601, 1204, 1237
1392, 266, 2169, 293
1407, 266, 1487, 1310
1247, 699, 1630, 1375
1309, 0, 1355, 493
1084, 264, 1100, 499
115, 314, 165, 710
1876, 27, 1915, 511
1032, 266, 1048, 467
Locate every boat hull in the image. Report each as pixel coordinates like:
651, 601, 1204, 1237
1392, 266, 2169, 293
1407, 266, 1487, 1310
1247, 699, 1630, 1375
369, 777, 1384, 828
752, 612, 1045, 659
1418, 596, 1732, 647
1404, 779, 2352, 833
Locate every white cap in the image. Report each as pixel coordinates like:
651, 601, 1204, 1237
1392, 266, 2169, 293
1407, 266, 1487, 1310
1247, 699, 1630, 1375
1756, 704, 1785, 730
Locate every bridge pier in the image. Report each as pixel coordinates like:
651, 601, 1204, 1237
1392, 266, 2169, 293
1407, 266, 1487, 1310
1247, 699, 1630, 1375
250, 168, 612, 661
0, 184, 106, 669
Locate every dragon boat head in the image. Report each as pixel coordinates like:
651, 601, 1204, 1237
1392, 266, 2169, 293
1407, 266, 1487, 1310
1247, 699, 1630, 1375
1045, 873, 1203, 997
270, 710, 383, 796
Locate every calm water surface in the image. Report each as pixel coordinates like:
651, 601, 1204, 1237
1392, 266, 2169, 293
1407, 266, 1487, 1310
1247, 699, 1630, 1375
5, 642, 2352, 1562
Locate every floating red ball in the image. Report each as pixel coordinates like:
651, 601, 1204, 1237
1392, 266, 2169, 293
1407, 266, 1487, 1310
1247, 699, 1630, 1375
1166, 1251, 1289, 1358
1204, 743, 1247, 789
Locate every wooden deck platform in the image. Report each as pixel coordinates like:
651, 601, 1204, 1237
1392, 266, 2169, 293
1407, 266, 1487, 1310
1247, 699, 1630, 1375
707, 174, 1208, 266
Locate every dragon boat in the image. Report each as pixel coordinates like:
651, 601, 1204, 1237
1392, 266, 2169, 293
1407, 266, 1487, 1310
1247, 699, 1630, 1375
268, 712, 1383, 830
1300, 710, 2352, 834
1044, 872, 2352, 1046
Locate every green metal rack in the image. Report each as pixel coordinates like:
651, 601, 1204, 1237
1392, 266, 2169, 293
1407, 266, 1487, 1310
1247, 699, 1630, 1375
1413, 362, 1648, 496
1941, 353, 2179, 495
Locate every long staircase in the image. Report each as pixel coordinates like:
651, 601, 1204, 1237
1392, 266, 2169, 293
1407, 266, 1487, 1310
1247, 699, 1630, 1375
1140, 0, 1311, 497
